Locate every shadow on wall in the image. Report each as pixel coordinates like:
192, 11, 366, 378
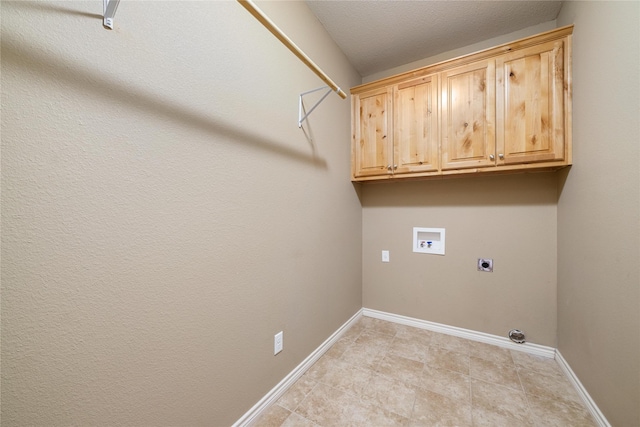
1, 34, 328, 169
11, 1, 104, 20
361, 172, 560, 208
556, 166, 572, 200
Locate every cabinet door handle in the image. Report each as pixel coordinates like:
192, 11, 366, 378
489, 154, 495, 160
387, 165, 392, 171
499, 154, 504, 160
393, 164, 398, 169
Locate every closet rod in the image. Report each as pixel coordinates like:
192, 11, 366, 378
237, 0, 347, 100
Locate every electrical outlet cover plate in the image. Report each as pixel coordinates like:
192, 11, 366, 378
478, 258, 493, 272
274, 331, 283, 355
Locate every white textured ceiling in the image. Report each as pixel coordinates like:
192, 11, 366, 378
305, 0, 563, 76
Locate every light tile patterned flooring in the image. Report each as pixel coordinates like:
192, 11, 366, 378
253, 317, 597, 426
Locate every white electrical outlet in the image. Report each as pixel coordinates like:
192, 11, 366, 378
274, 331, 283, 355
382, 250, 390, 262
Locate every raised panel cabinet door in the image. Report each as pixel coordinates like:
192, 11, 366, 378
441, 59, 496, 170
496, 39, 567, 164
352, 87, 393, 178
394, 75, 439, 174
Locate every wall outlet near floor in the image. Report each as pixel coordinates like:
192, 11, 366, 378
274, 331, 283, 355
382, 250, 390, 262
478, 258, 493, 272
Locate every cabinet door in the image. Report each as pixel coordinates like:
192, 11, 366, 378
441, 59, 496, 170
352, 87, 393, 178
394, 75, 439, 175
496, 39, 566, 164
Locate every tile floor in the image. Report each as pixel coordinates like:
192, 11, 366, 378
252, 317, 597, 427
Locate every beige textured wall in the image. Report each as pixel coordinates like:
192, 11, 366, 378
1, 1, 361, 425
363, 21, 557, 83
556, 2, 640, 426
362, 174, 558, 346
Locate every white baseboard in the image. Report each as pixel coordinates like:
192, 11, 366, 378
232, 309, 363, 427
362, 308, 556, 358
555, 350, 611, 427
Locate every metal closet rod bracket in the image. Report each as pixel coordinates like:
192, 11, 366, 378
103, 0, 120, 30
299, 86, 334, 128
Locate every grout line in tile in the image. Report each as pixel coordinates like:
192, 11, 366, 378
516, 366, 537, 426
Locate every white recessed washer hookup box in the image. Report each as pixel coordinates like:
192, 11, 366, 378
413, 227, 445, 255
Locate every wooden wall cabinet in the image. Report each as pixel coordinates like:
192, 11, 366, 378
352, 86, 392, 178
352, 75, 438, 179
496, 39, 567, 166
441, 59, 496, 171
393, 75, 439, 176
351, 25, 573, 182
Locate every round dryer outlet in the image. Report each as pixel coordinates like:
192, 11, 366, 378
477, 258, 493, 272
